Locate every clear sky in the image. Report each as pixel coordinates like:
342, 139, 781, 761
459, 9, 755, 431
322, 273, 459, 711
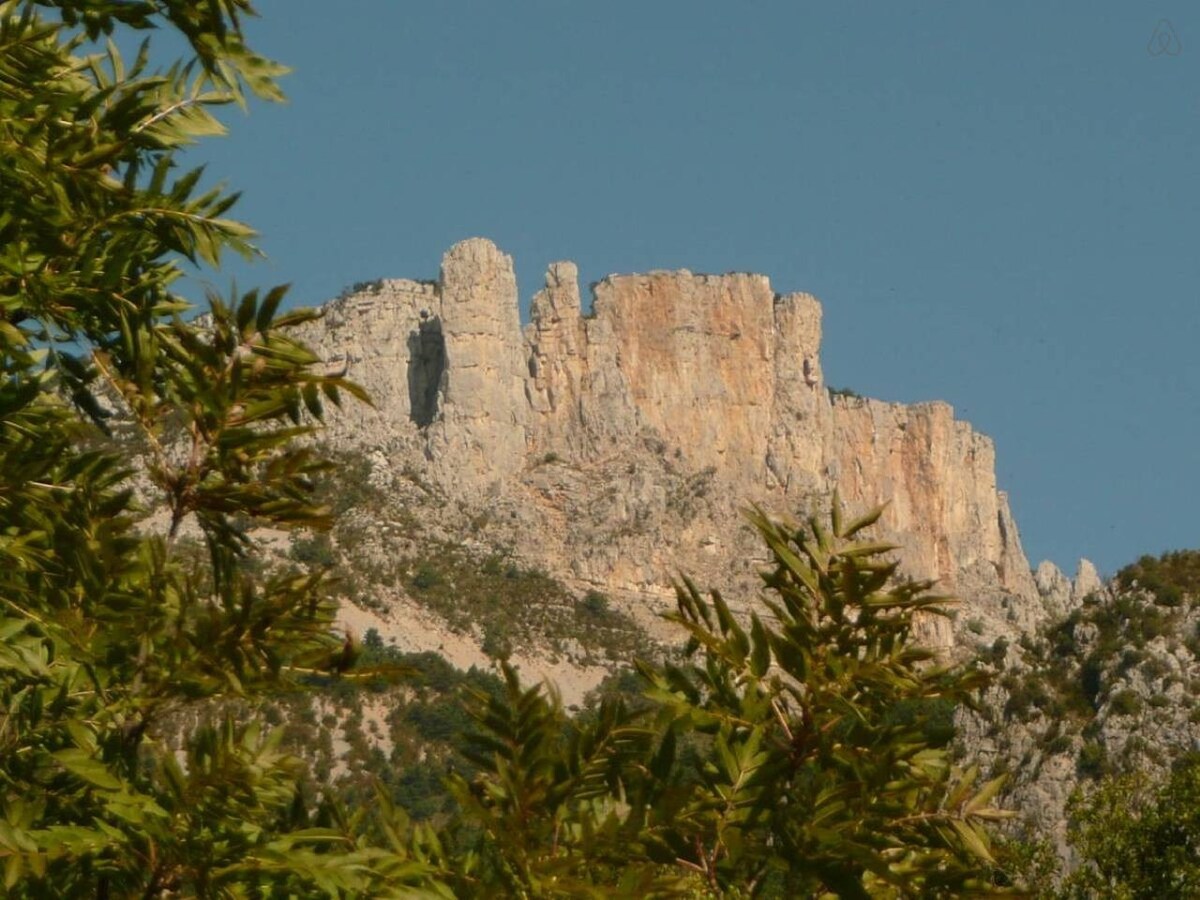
183, 1, 1199, 576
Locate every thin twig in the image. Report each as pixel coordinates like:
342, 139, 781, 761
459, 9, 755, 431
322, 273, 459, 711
131, 98, 199, 134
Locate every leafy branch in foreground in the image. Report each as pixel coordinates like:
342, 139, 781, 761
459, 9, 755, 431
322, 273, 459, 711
446, 500, 1013, 898
0, 2, 431, 895
439, 664, 683, 897
634, 500, 1012, 897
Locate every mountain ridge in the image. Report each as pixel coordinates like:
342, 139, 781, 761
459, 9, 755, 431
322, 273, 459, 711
298, 237, 1094, 655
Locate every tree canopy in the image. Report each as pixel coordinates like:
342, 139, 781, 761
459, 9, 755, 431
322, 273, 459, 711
0, 2, 419, 894
1058, 755, 1200, 899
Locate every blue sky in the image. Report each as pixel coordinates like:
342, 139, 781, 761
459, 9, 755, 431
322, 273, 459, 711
183, 1, 1198, 575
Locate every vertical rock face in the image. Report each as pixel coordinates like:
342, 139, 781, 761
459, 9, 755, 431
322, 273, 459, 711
825, 400, 1039, 629
303, 240, 529, 497
525, 261, 593, 454
300, 277, 440, 433
315, 239, 1056, 646
591, 271, 777, 480
427, 238, 529, 492
768, 291, 828, 496
828, 400, 978, 584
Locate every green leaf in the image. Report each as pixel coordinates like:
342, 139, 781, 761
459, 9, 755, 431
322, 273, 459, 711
950, 818, 994, 863
53, 750, 122, 791
66, 720, 97, 754
257, 284, 290, 332
4, 854, 21, 890
964, 774, 1008, 816
749, 613, 771, 678
840, 503, 887, 538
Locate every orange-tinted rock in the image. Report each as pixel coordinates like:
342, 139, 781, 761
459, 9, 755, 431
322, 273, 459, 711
306, 239, 1061, 648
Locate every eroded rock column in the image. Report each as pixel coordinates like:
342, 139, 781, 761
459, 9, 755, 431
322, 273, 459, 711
427, 238, 529, 493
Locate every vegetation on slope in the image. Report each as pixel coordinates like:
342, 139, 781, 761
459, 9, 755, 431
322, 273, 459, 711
290, 446, 654, 667
1115, 550, 1200, 609
971, 550, 1200, 779
1060, 752, 1200, 898
979, 550, 1200, 894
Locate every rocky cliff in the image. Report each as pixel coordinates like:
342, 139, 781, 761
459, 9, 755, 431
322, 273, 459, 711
299, 238, 1093, 651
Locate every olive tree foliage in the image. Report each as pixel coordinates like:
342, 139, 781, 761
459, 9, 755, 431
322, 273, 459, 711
0, 2, 441, 895
446, 502, 1013, 898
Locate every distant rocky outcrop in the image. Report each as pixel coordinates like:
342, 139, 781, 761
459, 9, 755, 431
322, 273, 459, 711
959, 563, 1200, 866
300, 238, 1095, 649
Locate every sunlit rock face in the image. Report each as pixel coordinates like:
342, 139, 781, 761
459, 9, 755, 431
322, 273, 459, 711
301, 238, 1085, 648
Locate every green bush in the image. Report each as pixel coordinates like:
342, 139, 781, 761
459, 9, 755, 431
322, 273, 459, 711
0, 3, 415, 892
411, 563, 444, 591
366, 542, 651, 663
290, 532, 337, 567
1110, 689, 1143, 717
1078, 741, 1110, 779
1045, 733, 1073, 755
1062, 755, 1200, 896
1003, 676, 1048, 717
312, 448, 384, 516
481, 627, 513, 661
1116, 549, 1200, 607
1186, 622, 1200, 658
828, 386, 864, 400
1141, 656, 1170, 681
442, 502, 1008, 897
582, 590, 610, 616
882, 697, 957, 747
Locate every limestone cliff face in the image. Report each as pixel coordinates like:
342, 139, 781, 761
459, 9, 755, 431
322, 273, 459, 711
427, 239, 529, 491
304, 238, 1084, 646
